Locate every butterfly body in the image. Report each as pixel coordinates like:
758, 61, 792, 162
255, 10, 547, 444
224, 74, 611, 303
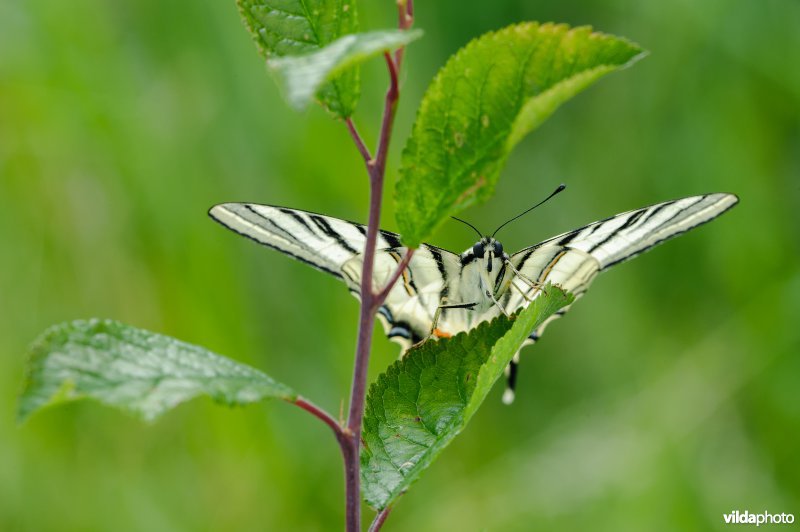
210, 193, 738, 402
460, 236, 510, 306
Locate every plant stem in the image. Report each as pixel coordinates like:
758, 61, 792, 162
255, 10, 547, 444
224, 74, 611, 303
368, 505, 393, 532
375, 248, 415, 302
394, 0, 414, 66
294, 397, 345, 440
339, 5, 415, 530
345, 117, 372, 162
341, 117, 390, 532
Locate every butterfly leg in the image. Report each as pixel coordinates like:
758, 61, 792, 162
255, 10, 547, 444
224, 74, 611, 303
486, 289, 510, 317
510, 279, 533, 303
505, 260, 548, 296
413, 299, 477, 348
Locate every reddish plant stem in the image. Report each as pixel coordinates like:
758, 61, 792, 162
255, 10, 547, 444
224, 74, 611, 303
280, 4, 413, 530
341, 198, 381, 530
346, 51, 402, 433
294, 397, 345, 441
375, 248, 415, 302
368, 505, 393, 532
289, 3, 414, 529
345, 117, 372, 162
341, 21, 414, 532
371, 53, 399, 180
394, 0, 413, 66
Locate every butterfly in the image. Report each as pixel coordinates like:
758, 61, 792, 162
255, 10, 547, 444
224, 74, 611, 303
209, 192, 738, 403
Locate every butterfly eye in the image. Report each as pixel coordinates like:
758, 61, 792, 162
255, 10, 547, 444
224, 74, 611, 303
472, 243, 485, 257
494, 242, 503, 256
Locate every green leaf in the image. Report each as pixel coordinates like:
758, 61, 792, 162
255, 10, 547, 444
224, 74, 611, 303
395, 22, 646, 247
236, 0, 360, 117
18, 319, 295, 422
268, 29, 423, 111
360, 285, 574, 509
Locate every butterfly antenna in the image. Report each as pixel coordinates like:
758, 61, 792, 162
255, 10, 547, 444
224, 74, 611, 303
491, 184, 566, 238
450, 216, 484, 239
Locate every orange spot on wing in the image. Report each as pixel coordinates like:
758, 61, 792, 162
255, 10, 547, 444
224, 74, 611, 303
432, 328, 452, 338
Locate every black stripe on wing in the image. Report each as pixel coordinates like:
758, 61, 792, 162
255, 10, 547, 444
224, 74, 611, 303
428, 247, 450, 304
500, 192, 738, 404
524, 193, 738, 270
210, 204, 344, 278
599, 196, 738, 268
209, 203, 409, 279
309, 215, 360, 254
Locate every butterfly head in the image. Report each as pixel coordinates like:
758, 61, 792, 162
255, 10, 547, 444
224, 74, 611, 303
468, 237, 508, 273
452, 184, 567, 275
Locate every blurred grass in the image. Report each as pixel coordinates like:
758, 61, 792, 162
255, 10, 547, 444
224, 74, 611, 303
1, 0, 798, 530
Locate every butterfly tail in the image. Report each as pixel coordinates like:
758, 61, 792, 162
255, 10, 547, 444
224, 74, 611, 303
502, 351, 522, 404
500, 310, 568, 404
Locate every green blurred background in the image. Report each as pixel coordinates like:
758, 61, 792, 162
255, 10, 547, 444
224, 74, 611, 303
1, 0, 798, 530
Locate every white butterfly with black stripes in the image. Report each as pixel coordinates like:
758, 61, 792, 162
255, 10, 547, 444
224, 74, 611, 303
209, 192, 738, 403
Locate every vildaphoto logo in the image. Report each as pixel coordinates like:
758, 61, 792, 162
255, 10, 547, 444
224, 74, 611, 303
723, 510, 795, 526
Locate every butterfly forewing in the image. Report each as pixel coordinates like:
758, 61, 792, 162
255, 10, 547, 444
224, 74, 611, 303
535, 193, 739, 269
503, 193, 739, 343
209, 203, 403, 279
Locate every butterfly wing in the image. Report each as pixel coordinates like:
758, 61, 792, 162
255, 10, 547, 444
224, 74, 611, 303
209, 203, 462, 349
341, 245, 464, 348
209, 203, 404, 279
533, 193, 740, 270
500, 193, 739, 402
210, 195, 739, 404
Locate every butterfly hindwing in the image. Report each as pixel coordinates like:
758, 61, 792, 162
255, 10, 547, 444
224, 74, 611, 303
342, 245, 463, 347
